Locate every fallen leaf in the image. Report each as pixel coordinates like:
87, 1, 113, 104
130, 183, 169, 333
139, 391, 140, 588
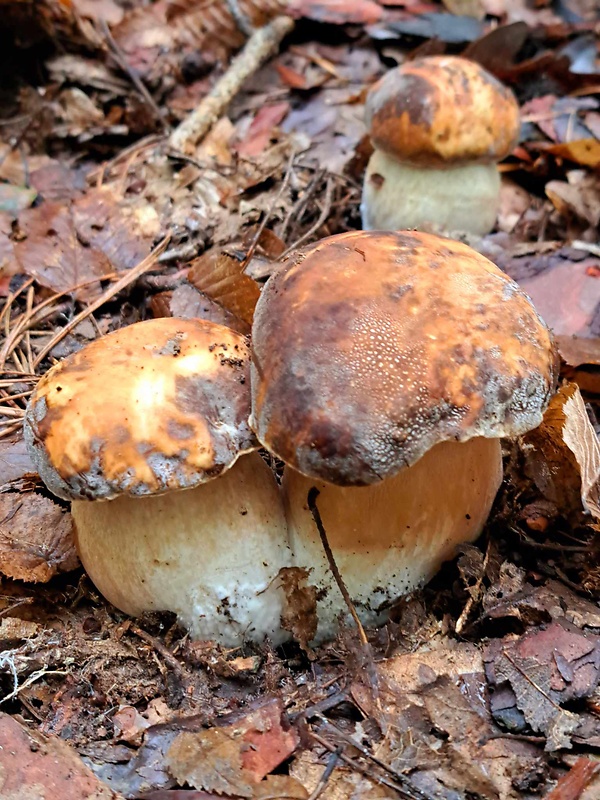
167, 282, 250, 334
546, 139, 600, 168
166, 699, 299, 795
14, 201, 113, 297
73, 186, 161, 272
557, 336, 600, 368
236, 102, 290, 158
0, 492, 79, 582
0, 713, 123, 799
546, 173, 600, 229
278, 566, 318, 655
545, 758, 600, 800
289, 0, 384, 25
188, 250, 260, 326
485, 619, 600, 751
0, 437, 37, 486
484, 577, 600, 631
522, 383, 600, 519
561, 384, 600, 518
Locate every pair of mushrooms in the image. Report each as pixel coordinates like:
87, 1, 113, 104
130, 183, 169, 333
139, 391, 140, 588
361, 56, 521, 236
25, 231, 557, 646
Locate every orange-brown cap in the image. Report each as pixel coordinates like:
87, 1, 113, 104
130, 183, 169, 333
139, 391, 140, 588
25, 318, 255, 500
366, 56, 520, 166
251, 231, 558, 486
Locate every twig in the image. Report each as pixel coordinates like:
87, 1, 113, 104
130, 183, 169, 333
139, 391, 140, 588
314, 715, 431, 800
278, 176, 334, 260
169, 15, 294, 155
455, 538, 491, 635
308, 746, 342, 800
309, 731, 427, 800
128, 623, 188, 680
32, 236, 170, 368
100, 20, 169, 133
307, 487, 368, 646
242, 150, 295, 268
226, 0, 255, 36
279, 169, 323, 242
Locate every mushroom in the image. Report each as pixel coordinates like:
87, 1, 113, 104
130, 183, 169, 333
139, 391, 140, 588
24, 317, 291, 646
251, 230, 557, 640
361, 56, 520, 236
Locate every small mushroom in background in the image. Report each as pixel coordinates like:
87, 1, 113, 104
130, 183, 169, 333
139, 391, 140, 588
24, 317, 291, 646
361, 56, 521, 237
251, 230, 558, 642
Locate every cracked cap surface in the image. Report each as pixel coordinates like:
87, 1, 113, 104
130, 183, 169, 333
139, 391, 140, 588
25, 317, 255, 500
251, 230, 558, 486
366, 56, 520, 166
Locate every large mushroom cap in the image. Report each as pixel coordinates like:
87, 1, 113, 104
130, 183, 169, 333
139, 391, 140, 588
366, 56, 520, 166
251, 230, 558, 486
25, 318, 255, 500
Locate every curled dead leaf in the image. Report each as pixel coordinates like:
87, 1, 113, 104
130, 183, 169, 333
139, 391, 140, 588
188, 249, 260, 326
522, 382, 600, 519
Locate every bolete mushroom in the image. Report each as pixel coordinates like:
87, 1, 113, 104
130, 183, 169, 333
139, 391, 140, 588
251, 230, 557, 640
24, 317, 291, 646
361, 56, 520, 236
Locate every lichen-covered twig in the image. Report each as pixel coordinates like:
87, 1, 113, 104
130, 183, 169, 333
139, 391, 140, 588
169, 15, 294, 155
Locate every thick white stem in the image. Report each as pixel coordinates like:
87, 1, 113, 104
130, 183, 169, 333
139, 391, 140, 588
72, 452, 292, 646
361, 150, 501, 236
283, 437, 502, 642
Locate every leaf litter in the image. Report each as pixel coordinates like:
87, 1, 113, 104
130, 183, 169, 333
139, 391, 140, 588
0, 1, 600, 798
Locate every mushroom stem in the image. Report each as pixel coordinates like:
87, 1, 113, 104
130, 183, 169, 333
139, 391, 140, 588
282, 437, 502, 642
361, 150, 501, 235
72, 452, 292, 646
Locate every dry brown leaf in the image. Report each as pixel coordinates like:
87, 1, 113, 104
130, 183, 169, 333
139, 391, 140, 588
0, 438, 36, 487
168, 282, 250, 334
485, 620, 600, 751
166, 699, 299, 795
546, 173, 600, 229
0, 492, 79, 582
291, 750, 389, 800
557, 336, 600, 368
253, 774, 308, 799
278, 566, 318, 655
73, 187, 161, 272
0, 713, 123, 799
166, 728, 255, 797
14, 201, 112, 297
188, 250, 260, 326
522, 383, 600, 519
562, 384, 600, 518
546, 139, 600, 169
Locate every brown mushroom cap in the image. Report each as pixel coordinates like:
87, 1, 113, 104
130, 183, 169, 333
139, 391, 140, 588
251, 230, 558, 486
25, 318, 255, 501
366, 56, 520, 166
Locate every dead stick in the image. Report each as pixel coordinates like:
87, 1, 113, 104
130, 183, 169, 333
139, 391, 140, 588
169, 15, 294, 155
307, 487, 368, 646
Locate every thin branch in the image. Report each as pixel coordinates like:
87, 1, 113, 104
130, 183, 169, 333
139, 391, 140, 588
100, 20, 169, 132
169, 15, 294, 154
307, 487, 368, 646
32, 235, 170, 368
